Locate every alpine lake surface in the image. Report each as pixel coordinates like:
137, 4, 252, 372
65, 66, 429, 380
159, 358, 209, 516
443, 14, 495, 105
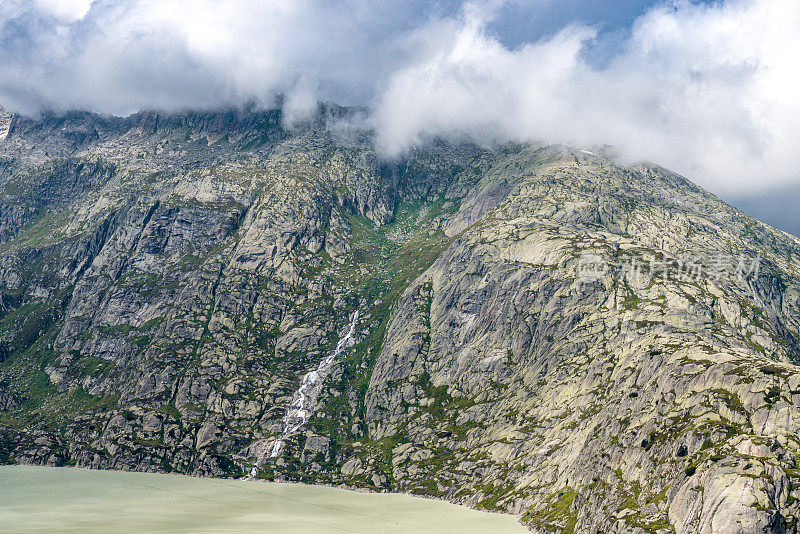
0, 465, 528, 533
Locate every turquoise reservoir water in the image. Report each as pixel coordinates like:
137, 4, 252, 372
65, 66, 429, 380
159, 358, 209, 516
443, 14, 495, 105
0, 465, 528, 533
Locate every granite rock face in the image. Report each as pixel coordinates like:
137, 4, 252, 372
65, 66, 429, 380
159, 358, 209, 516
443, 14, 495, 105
1, 107, 799, 533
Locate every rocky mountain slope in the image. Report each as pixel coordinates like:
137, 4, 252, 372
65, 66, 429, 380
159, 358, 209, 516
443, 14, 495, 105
1, 106, 799, 533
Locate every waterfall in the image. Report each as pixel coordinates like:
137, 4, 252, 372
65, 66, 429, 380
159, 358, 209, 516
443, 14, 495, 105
248, 310, 359, 478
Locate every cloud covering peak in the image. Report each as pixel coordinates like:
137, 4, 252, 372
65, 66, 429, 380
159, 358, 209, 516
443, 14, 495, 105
1, 0, 799, 194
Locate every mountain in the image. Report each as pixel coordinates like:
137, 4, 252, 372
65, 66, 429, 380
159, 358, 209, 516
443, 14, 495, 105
1, 106, 800, 533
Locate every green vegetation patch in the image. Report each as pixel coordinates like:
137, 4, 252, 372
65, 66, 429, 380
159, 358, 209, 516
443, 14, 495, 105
524, 487, 579, 533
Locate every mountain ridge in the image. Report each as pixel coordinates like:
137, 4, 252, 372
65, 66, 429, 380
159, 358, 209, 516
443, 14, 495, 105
1, 106, 799, 533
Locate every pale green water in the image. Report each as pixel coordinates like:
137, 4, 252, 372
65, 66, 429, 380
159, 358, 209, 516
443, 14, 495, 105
0, 465, 528, 533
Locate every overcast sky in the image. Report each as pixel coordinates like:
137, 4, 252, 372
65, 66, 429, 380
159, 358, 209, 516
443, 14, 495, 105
1, 0, 799, 222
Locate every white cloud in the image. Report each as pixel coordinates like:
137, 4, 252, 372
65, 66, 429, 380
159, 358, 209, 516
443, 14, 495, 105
0, 0, 436, 114
282, 76, 320, 129
33, 0, 94, 22
374, 0, 800, 194
0, 0, 798, 194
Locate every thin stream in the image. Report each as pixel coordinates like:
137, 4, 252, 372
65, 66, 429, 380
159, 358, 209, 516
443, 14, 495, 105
249, 310, 359, 477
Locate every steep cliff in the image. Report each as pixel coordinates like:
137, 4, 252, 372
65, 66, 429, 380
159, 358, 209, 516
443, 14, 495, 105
1, 107, 799, 533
